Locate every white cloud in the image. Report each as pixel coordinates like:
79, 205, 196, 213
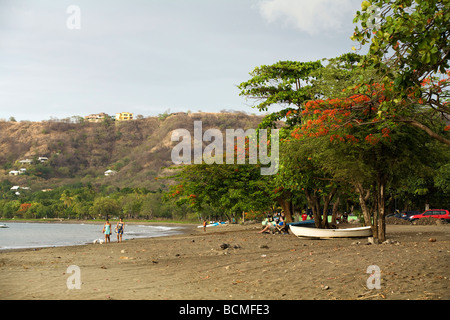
258, 0, 356, 35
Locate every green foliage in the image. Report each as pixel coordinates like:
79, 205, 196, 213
238, 60, 323, 128
352, 0, 450, 145
165, 162, 276, 220
353, 0, 449, 81
0, 182, 195, 221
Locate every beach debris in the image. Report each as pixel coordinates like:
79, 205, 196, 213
428, 238, 437, 242
121, 250, 126, 253
218, 243, 241, 250
382, 239, 400, 245
220, 243, 230, 250
259, 245, 269, 249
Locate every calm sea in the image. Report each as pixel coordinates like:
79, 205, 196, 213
0, 222, 185, 250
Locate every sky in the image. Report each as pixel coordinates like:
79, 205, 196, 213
0, 0, 364, 122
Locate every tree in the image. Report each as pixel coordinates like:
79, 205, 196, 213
166, 162, 276, 221
238, 60, 323, 129
291, 78, 448, 241
352, 0, 450, 145
91, 197, 120, 219
278, 139, 339, 228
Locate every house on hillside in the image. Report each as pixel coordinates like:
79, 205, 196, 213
9, 168, 27, 175
38, 157, 48, 163
84, 112, 110, 122
19, 159, 33, 165
115, 112, 133, 121
104, 169, 117, 176
10, 185, 30, 196
10, 185, 20, 195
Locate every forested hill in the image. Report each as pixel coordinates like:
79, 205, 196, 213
0, 112, 264, 192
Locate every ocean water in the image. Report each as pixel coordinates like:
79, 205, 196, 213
0, 222, 184, 250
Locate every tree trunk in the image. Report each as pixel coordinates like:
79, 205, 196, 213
376, 178, 386, 242
277, 198, 293, 223
355, 182, 372, 227
305, 188, 337, 229
305, 189, 321, 228
321, 188, 337, 228
331, 193, 341, 225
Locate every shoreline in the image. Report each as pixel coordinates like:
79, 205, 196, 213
0, 220, 198, 253
1, 223, 449, 300
0, 218, 198, 225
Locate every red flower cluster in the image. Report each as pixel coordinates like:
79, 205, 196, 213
292, 83, 396, 145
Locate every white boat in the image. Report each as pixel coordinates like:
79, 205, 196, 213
0, 224, 8, 228
290, 225, 372, 239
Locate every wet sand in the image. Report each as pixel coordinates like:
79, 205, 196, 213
0, 223, 448, 300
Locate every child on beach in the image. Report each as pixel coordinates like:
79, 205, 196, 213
116, 218, 125, 243
102, 219, 112, 243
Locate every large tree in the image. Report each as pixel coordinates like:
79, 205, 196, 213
238, 60, 323, 129
352, 0, 450, 145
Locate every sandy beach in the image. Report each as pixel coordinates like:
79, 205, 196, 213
0, 222, 449, 300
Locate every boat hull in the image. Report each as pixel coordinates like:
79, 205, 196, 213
287, 220, 315, 227
290, 225, 372, 239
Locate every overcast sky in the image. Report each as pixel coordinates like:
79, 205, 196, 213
0, 0, 364, 121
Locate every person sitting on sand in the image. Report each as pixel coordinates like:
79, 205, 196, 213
102, 219, 112, 244
342, 212, 348, 223
259, 219, 275, 234
116, 218, 125, 243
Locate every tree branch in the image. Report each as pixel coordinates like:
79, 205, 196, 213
395, 116, 450, 146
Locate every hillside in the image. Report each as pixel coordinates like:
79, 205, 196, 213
0, 112, 265, 192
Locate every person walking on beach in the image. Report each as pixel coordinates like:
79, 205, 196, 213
116, 218, 125, 243
102, 219, 112, 243
202, 219, 207, 232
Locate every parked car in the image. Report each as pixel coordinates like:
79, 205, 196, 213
400, 211, 420, 220
409, 209, 450, 222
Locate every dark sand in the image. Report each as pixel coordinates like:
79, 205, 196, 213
0, 222, 448, 300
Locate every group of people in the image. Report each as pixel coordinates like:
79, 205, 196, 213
258, 212, 287, 234
102, 218, 125, 243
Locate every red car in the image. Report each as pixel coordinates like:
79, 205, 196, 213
409, 209, 450, 222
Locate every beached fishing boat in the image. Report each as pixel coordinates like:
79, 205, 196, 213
287, 220, 315, 227
290, 225, 372, 239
